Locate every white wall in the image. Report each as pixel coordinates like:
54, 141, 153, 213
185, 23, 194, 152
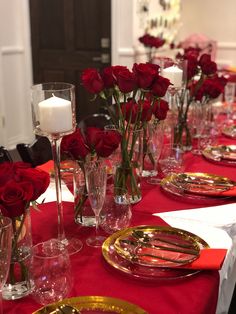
1, 0, 236, 149
0, 0, 34, 149
172, 0, 236, 66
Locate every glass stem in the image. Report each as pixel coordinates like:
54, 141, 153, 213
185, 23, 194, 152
50, 138, 66, 242
95, 213, 100, 236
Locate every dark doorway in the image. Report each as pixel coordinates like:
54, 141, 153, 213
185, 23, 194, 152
29, 0, 111, 121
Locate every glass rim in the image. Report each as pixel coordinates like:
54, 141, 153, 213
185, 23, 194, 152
31, 82, 75, 92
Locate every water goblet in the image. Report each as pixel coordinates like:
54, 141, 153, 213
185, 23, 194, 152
0, 217, 12, 314
84, 160, 107, 247
31, 82, 83, 255
100, 187, 132, 234
29, 239, 72, 306
159, 143, 184, 178
145, 121, 164, 184
225, 82, 236, 121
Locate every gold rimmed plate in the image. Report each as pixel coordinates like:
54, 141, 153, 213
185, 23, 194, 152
202, 145, 236, 165
113, 226, 200, 268
33, 296, 147, 314
161, 172, 236, 199
102, 226, 208, 281
222, 125, 236, 139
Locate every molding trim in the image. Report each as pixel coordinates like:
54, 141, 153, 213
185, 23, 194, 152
118, 47, 135, 56
1, 46, 24, 55
217, 42, 236, 50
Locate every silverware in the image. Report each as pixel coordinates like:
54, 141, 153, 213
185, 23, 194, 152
40, 304, 80, 314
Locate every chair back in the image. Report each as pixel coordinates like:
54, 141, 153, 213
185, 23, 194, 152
78, 113, 112, 131
17, 137, 52, 167
0, 146, 13, 163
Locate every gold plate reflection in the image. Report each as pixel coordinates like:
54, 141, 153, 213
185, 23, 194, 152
202, 145, 236, 164
113, 226, 200, 268
102, 226, 208, 281
161, 172, 236, 197
33, 295, 148, 314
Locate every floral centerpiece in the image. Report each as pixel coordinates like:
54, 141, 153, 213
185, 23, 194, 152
0, 161, 50, 299
61, 126, 121, 222
172, 49, 227, 149
81, 62, 170, 203
139, 33, 166, 62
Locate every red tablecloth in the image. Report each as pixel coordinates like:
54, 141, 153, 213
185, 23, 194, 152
3, 133, 236, 314
3, 202, 219, 314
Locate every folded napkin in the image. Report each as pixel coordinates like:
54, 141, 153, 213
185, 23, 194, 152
36, 160, 54, 174
183, 248, 227, 270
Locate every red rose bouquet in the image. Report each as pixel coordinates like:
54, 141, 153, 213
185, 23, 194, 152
173, 50, 227, 149
61, 126, 121, 220
139, 33, 166, 62
0, 161, 50, 297
81, 63, 170, 203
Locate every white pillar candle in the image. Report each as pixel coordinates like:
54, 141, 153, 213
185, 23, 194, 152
38, 95, 73, 133
162, 65, 183, 89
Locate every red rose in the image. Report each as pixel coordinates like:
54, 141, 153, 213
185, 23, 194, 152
121, 99, 139, 123
86, 127, 103, 152
0, 180, 34, 217
0, 162, 15, 185
201, 61, 217, 76
186, 57, 198, 80
116, 68, 136, 93
85, 127, 121, 158
151, 75, 171, 97
199, 54, 211, 67
17, 168, 50, 201
132, 63, 158, 89
96, 130, 121, 158
61, 128, 89, 160
153, 99, 169, 120
81, 68, 104, 94
139, 99, 152, 122
102, 66, 116, 88
202, 77, 225, 99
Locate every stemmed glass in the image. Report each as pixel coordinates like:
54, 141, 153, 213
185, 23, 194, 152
225, 82, 236, 122
0, 217, 12, 314
31, 82, 82, 255
84, 160, 107, 247
146, 121, 164, 184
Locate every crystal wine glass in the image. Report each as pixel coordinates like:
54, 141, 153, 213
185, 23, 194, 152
146, 121, 164, 184
225, 82, 236, 122
31, 82, 82, 255
84, 160, 107, 247
0, 216, 12, 314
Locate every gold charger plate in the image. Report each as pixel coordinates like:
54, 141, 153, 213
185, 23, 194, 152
102, 226, 208, 281
161, 172, 236, 199
202, 145, 236, 165
33, 296, 147, 314
113, 226, 200, 268
222, 125, 236, 139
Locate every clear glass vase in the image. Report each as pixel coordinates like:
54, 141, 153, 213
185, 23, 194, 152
114, 128, 143, 204
3, 208, 33, 300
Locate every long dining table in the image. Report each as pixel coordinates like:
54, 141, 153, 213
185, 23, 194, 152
3, 131, 236, 314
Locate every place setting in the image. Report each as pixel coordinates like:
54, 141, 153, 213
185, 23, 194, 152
160, 172, 236, 204
202, 144, 236, 166
102, 225, 227, 281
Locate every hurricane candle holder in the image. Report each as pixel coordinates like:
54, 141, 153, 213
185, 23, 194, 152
31, 82, 82, 255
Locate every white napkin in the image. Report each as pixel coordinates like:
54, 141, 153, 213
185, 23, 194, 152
37, 180, 74, 203
154, 212, 236, 314
154, 202, 236, 238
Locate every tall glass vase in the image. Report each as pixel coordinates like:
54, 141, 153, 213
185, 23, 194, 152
3, 209, 32, 300
31, 82, 83, 255
114, 128, 143, 204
